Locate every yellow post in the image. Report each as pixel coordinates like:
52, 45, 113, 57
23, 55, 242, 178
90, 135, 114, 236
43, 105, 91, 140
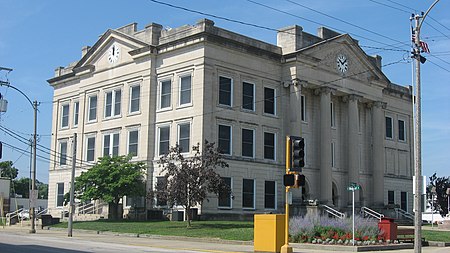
281, 136, 293, 253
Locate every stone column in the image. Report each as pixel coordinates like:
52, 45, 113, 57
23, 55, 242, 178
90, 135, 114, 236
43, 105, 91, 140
372, 101, 386, 207
317, 87, 332, 205
289, 79, 302, 136
346, 95, 361, 206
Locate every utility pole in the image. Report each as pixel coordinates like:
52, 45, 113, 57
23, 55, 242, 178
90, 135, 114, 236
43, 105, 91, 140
30, 100, 38, 234
68, 133, 77, 237
411, 1, 440, 252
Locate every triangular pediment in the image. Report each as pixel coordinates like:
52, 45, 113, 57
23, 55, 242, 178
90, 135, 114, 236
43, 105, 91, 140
297, 34, 390, 85
74, 29, 150, 71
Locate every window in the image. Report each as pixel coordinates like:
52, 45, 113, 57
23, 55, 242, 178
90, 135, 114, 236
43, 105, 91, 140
128, 130, 138, 157
241, 128, 254, 158
388, 190, 395, 205
218, 177, 232, 208
301, 95, 306, 121
218, 124, 232, 155
385, 116, 393, 139
331, 102, 335, 127
264, 132, 275, 160
178, 123, 190, 153
155, 177, 167, 206
86, 136, 96, 162
242, 82, 254, 111
129, 85, 140, 113
398, 119, 406, 141
264, 87, 275, 115
179, 75, 192, 106
56, 183, 64, 207
158, 126, 170, 155
103, 133, 119, 157
331, 142, 335, 167
105, 89, 121, 118
88, 95, 97, 122
73, 101, 79, 127
242, 179, 255, 209
219, 76, 232, 106
264, 181, 276, 209
401, 191, 407, 211
160, 80, 171, 109
59, 141, 68, 166
61, 104, 69, 128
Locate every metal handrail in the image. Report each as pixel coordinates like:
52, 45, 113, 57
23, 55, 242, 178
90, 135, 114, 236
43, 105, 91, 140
76, 202, 106, 215
5, 208, 23, 226
395, 208, 414, 220
322, 205, 345, 219
361, 206, 384, 221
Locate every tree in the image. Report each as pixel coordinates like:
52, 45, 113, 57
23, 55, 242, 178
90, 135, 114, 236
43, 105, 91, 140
427, 173, 450, 216
157, 140, 230, 227
0, 161, 18, 180
74, 155, 146, 220
11, 177, 48, 199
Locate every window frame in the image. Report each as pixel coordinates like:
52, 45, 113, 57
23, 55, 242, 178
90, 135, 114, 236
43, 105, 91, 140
331, 102, 336, 127
218, 124, 232, 155
103, 131, 120, 157
398, 119, 406, 142
263, 131, 276, 160
104, 88, 122, 119
73, 101, 79, 127
263, 87, 276, 115
242, 178, 255, 209
59, 140, 68, 166
218, 76, 233, 107
264, 180, 277, 210
157, 124, 171, 156
60, 103, 70, 129
218, 177, 233, 209
385, 116, 393, 139
129, 84, 141, 114
177, 122, 191, 153
241, 128, 255, 158
127, 128, 139, 157
87, 94, 98, 123
179, 74, 192, 107
159, 79, 172, 110
85, 135, 96, 162
56, 183, 65, 207
301, 95, 306, 122
242, 81, 255, 111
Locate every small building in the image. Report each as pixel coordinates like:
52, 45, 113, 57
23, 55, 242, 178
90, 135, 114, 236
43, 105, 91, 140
47, 19, 413, 219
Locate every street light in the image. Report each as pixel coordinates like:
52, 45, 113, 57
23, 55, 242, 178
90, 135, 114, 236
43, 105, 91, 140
347, 182, 361, 246
0, 68, 39, 234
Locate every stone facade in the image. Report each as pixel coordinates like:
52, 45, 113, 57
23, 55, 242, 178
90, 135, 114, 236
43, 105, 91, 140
47, 19, 413, 219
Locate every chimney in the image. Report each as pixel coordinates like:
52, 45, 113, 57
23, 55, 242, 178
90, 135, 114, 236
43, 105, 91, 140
277, 25, 303, 55
144, 22, 163, 45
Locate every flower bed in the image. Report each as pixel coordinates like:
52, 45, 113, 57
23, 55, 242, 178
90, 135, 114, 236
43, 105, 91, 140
289, 214, 384, 245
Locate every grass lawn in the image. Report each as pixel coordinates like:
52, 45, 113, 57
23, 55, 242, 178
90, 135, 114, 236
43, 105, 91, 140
53, 220, 254, 241
422, 229, 450, 242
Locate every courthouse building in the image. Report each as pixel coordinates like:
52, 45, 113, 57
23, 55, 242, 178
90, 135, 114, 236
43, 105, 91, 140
47, 19, 413, 219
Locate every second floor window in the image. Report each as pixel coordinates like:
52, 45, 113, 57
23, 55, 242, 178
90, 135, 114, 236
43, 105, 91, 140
178, 123, 190, 153
242, 82, 254, 111
159, 126, 170, 155
105, 89, 121, 118
264, 132, 275, 160
61, 104, 69, 128
160, 80, 171, 109
88, 95, 97, 122
242, 128, 254, 158
219, 76, 232, 106
386, 116, 393, 139
128, 130, 138, 157
179, 75, 192, 106
130, 85, 140, 113
86, 136, 96, 162
103, 133, 119, 157
264, 87, 275, 115
218, 124, 231, 155
398, 119, 406, 141
59, 141, 67, 166
73, 102, 79, 127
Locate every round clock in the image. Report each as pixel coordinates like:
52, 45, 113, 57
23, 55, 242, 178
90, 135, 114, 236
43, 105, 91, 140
108, 44, 120, 64
336, 54, 348, 74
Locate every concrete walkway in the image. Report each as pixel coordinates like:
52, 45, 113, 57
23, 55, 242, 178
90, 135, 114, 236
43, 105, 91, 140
0, 224, 449, 253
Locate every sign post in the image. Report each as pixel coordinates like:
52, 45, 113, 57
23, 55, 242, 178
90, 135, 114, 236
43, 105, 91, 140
347, 183, 361, 246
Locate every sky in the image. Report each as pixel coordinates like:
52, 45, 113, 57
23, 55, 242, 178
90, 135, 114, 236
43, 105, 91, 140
0, 0, 449, 184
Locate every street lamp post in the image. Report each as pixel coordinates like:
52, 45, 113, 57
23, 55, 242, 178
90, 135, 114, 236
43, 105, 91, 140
347, 182, 361, 246
0, 70, 39, 234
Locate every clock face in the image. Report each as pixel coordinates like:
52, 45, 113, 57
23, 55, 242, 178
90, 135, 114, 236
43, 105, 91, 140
108, 44, 120, 64
336, 54, 348, 74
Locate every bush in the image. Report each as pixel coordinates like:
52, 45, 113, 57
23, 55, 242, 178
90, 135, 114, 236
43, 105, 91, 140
289, 214, 381, 244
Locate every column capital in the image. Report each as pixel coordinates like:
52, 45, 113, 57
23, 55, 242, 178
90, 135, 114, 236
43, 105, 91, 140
367, 101, 387, 109
282, 77, 309, 88
314, 87, 336, 96
342, 94, 363, 103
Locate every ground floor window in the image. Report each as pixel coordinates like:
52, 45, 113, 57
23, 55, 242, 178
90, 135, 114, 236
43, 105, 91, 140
264, 181, 276, 209
401, 191, 407, 211
218, 177, 232, 208
242, 179, 255, 209
388, 190, 395, 205
56, 183, 64, 207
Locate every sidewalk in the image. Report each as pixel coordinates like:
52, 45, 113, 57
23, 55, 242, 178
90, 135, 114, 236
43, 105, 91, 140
0, 224, 448, 253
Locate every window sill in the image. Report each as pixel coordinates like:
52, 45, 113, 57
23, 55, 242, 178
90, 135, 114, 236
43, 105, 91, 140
263, 113, 278, 118
243, 208, 256, 211
177, 103, 193, 109
218, 207, 232, 210
103, 115, 122, 121
128, 111, 141, 117
156, 107, 172, 113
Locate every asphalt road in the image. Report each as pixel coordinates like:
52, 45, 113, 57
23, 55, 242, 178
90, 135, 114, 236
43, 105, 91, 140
0, 226, 449, 253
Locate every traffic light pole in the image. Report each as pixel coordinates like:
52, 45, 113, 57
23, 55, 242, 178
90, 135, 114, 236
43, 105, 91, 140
281, 136, 293, 253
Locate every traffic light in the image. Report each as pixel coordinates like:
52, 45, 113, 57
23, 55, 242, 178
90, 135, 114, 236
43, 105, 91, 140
296, 174, 306, 187
291, 136, 305, 172
283, 174, 295, 187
